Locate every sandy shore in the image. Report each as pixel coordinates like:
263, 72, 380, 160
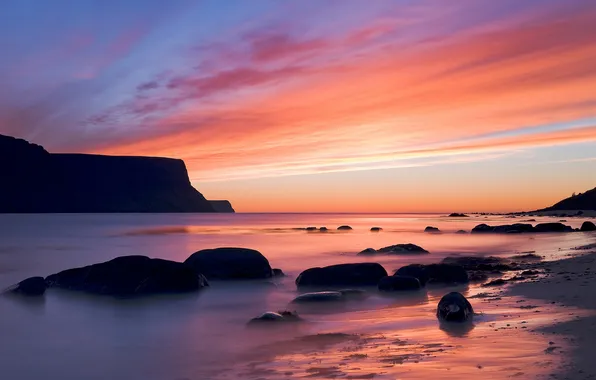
510, 249, 596, 380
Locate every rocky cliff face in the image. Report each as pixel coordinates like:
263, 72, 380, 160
208, 200, 235, 213
541, 187, 596, 211
0, 134, 231, 213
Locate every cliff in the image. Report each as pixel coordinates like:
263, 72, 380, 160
209, 200, 235, 213
539, 187, 596, 212
0, 134, 232, 213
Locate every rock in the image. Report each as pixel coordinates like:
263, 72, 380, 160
370, 227, 383, 232
581, 221, 596, 232
291, 291, 344, 303
377, 243, 429, 254
456, 230, 467, 234
482, 278, 507, 287
272, 268, 285, 277
7, 276, 47, 296
337, 225, 353, 231
296, 263, 388, 288
559, 219, 567, 222
358, 248, 377, 255
305, 226, 318, 231
467, 272, 489, 282
492, 224, 534, 233
248, 311, 302, 324
441, 256, 513, 271
319, 227, 328, 232
534, 223, 573, 233
471, 223, 494, 233
46, 256, 208, 296
436, 292, 473, 322
394, 263, 469, 285
338, 289, 368, 299
184, 247, 273, 280
522, 219, 536, 222
424, 226, 441, 233
378, 276, 421, 291
510, 253, 542, 261
521, 270, 541, 276
448, 213, 469, 217
208, 200, 235, 213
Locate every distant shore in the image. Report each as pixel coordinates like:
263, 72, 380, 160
509, 251, 596, 380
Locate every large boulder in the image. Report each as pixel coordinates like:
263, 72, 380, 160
395, 263, 469, 285
45, 256, 208, 296
472, 223, 535, 233
184, 247, 273, 280
296, 263, 388, 288
581, 221, 596, 232
471, 223, 494, 233
441, 256, 513, 271
7, 276, 47, 296
337, 225, 353, 231
534, 223, 573, 233
378, 276, 421, 291
424, 226, 441, 233
436, 292, 473, 322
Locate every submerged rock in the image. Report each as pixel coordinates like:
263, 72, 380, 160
184, 247, 273, 280
377, 243, 429, 254
7, 276, 47, 296
424, 226, 441, 233
248, 311, 302, 324
46, 256, 208, 296
370, 227, 383, 232
319, 227, 328, 232
437, 292, 473, 322
456, 230, 468, 234
395, 263, 469, 285
378, 276, 421, 291
337, 225, 353, 231
292, 291, 344, 303
296, 263, 388, 288
581, 221, 596, 232
305, 226, 318, 231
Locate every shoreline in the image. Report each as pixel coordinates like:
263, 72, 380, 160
509, 250, 596, 380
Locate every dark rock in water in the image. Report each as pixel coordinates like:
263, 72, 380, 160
522, 219, 536, 222
534, 223, 573, 233
559, 219, 567, 222
7, 276, 47, 296
296, 263, 388, 288
521, 270, 541, 276
456, 230, 467, 234
482, 278, 507, 287
581, 221, 596, 232
510, 253, 542, 261
248, 311, 302, 324
441, 256, 513, 271
448, 213, 469, 217
305, 226, 318, 231
0, 134, 217, 213
337, 225, 353, 231
493, 223, 534, 233
292, 291, 344, 303
377, 243, 429, 254
272, 268, 285, 277
184, 247, 273, 280
437, 292, 473, 322
424, 226, 441, 233
471, 223, 494, 233
395, 263, 469, 285
378, 276, 421, 291
319, 227, 328, 232
46, 256, 208, 296
338, 289, 367, 299
358, 248, 377, 255
370, 227, 383, 232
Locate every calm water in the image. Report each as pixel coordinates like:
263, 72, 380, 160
1, 213, 594, 380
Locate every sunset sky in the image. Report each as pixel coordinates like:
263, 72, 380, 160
1, 0, 595, 212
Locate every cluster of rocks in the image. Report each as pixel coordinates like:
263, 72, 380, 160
7, 247, 284, 297
471, 221, 596, 234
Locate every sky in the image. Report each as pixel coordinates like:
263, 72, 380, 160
1, 0, 595, 213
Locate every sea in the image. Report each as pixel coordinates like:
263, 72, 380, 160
1, 213, 594, 380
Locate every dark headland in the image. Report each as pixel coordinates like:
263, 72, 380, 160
0, 134, 233, 213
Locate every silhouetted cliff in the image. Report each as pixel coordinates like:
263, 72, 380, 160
0, 134, 232, 213
209, 200, 235, 213
540, 187, 596, 211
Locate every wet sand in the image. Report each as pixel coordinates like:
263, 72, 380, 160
510, 249, 596, 380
